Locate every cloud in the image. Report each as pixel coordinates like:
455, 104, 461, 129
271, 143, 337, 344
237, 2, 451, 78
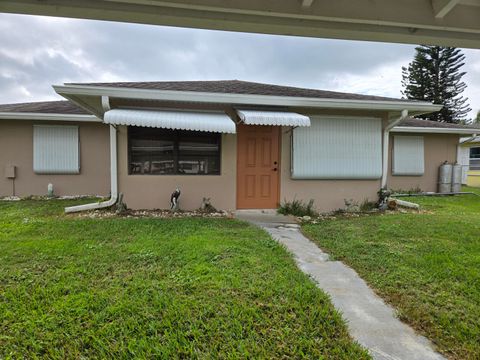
0, 13, 478, 118
464, 49, 480, 118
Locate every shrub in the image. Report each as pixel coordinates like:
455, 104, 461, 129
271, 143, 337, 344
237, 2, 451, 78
359, 199, 377, 212
391, 186, 422, 195
278, 198, 317, 217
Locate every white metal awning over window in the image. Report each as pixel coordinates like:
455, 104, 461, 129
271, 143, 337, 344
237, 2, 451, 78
236, 110, 310, 127
104, 109, 236, 133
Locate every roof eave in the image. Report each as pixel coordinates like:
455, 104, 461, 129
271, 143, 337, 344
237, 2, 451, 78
392, 126, 479, 135
53, 84, 442, 114
0, 112, 100, 122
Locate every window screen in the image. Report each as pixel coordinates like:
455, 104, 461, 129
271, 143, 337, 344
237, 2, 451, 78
392, 136, 424, 176
33, 125, 80, 174
128, 127, 221, 175
291, 116, 382, 179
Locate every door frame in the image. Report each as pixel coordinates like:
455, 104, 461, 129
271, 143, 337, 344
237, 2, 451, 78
235, 124, 282, 209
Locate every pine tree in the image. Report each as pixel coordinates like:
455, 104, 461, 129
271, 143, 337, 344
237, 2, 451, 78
402, 46, 471, 123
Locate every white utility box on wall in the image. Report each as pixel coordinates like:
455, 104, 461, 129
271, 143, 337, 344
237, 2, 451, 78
5, 165, 16, 179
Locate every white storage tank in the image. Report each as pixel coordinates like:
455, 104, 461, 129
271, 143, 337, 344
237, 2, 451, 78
438, 162, 453, 193
451, 163, 463, 193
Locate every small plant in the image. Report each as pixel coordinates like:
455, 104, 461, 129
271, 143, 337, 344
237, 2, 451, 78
377, 188, 392, 211
278, 198, 317, 217
115, 193, 128, 215
391, 186, 422, 195
359, 199, 377, 212
199, 197, 217, 213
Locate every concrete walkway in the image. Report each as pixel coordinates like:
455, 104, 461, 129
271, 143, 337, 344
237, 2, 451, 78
235, 210, 444, 360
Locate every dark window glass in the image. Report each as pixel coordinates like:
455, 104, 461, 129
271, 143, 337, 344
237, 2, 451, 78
470, 147, 480, 159
470, 147, 480, 170
128, 127, 221, 175
178, 133, 220, 175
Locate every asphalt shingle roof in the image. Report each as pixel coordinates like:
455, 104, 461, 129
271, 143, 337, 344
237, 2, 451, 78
67, 79, 411, 102
0, 100, 88, 114
0, 99, 478, 132
1, 81, 476, 132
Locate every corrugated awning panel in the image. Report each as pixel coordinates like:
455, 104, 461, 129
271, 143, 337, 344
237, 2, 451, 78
104, 109, 236, 133
236, 109, 310, 127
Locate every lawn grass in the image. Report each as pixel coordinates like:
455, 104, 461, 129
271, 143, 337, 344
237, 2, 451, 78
0, 199, 369, 359
303, 187, 480, 359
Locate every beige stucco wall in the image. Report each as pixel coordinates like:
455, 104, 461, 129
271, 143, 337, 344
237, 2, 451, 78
117, 125, 237, 210
387, 133, 459, 192
279, 126, 381, 213
0, 116, 460, 212
280, 130, 460, 212
278, 111, 389, 213
0, 120, 110, 197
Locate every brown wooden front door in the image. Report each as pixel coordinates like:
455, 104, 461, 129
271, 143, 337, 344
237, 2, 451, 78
236, 124, 280, 209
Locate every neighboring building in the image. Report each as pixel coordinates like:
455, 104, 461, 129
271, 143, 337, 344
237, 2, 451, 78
0, 80, 477, 212
459, 136, 480, 187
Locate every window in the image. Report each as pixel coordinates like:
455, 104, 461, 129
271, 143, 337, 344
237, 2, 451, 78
128, 127, 221, 175
470, 147, 480, 170
392, 136, 424, 176
291, 116, 382, 179
33, 125, 80, 174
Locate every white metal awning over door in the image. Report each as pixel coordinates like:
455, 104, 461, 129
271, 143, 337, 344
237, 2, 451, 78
104, 108, 236, 133
236, 110, 310, 127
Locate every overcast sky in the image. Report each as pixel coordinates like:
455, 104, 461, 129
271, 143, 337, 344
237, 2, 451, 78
1, 13, 479, 119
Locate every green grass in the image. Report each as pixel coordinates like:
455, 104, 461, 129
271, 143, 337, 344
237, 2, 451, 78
303, 187, 480, 360
0, 199, 369, 359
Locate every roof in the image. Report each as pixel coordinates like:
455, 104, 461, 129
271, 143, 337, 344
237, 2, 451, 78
0, 100, 475, 133
397, 117, 480, 130
66, 80, 411, 103
0, 99, 475, 135
0, 100, 88, 115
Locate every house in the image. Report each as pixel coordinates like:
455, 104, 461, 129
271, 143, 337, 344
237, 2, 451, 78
458, 136, 480, 187
0, 80, 477, 212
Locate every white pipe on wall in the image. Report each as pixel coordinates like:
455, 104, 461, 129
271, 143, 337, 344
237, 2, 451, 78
64, 124, 118, 213
381, 109, 408, 189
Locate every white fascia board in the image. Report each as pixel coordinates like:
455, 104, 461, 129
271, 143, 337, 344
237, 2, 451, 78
0, 112, 101, 122
392, 126, 479, 134
53, 85, 442, 114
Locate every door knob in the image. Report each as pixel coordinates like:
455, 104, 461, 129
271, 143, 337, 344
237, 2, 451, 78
273, 167, 278, 171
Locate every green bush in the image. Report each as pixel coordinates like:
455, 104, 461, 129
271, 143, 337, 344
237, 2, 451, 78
391, 186, 422, 195
278, 198, 317, 217
359, 199, 377, 212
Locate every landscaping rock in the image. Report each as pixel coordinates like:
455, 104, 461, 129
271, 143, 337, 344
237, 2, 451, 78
0, 196, 21, 201
284, 224, 300, 229
72, 208, 231, 219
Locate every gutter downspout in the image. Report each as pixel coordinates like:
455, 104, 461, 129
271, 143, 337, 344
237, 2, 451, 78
381, 109, 409, 189
65, 97, 117, 213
